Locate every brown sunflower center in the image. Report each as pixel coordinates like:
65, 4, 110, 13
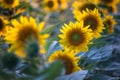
4, 0, 14, 4
84, 16, 98, 30
106, 19, 112, 26
79, 3, 97, 12
17, 26, 39, 43
0, 19, 4, 30
57, 0, 61, 4
69, 31, 84, 46
61, 58, 74, 74
107, 6, 115, 13
100, 0, 113, 4
46, 1, 54, 8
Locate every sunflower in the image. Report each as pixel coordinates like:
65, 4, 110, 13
0, 0, 19, 9
48, 50, 81, 74
72, 1, 97, 12
104, 15, 116, 34
59, 21, 93, 54
107, 5, 117, 14
0, 16, 8, 36
72, 1, 98, 18
43, 0, 58, 12
76, 8, 104, 38
101, 5, 117, 15
57, 0, 68, 10
89, 0, 99, 4
5, 16, 49, 58
98, 0, 119, 6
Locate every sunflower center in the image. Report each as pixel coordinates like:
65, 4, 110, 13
62, 58, 74, 74
79, 3, 97, 12
100, 0, 113, 4
46, 1, 54, 8
108, 6, 114, 13
17, 26, 39, 43
84, 16, 98, 30
57, 0, 61, 4
4, 0, 14, 4
0, 19, 4, 30
106, 19, 112, 26
69, 32, 83, 46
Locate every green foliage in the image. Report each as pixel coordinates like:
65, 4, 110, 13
1, 52, 19, 70
78, 45, 113, 70
46, 41, 62, 57
34, 61, 64, 80
25, 40, 39, 59
56, 70, 88, 80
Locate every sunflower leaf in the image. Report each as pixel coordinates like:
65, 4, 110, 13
34, 61, 64, 80
86, 74, 119, 80
46, 41, 62, 57
56, 70, 88, 80
78, 45, 113, 69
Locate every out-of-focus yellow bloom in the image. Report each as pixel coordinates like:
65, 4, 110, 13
97, 0, 119, 6
72, 1, 98, 18
72, 1, 97, 12
57, 0, 68, 10
0, 16, 8, 36
104, 15, 116, 34
43, 0, 58, 12
0, 0, 19, 9
5, 16, 49, 58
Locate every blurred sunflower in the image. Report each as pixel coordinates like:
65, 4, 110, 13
0, 0, 19, 9
5, 16, 49, 58
107, 5, 117, 14
101, 5, 117, 15
98, 0, 119, 6
72, 1, 98, 18
76, 9, 104, 38
48, 50, 81, 74
43, 0, 58, 12
0, 16, 8, 36
57, 0, 68, 10
59, 21, 93, 53
72, 1, 97, 12
90, 0, 99, 4
104, 15, 116, 34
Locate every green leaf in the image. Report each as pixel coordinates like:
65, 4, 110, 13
56, 70, 88, 80
46, 41, 62, 57
87, 74, 118, 80
98, 61, 120, 71
78, 45, 113, 69
41, 26, 55, 34
34, 61, 64, 80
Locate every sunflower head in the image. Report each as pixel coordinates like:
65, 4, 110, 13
5, 16, 49, 58
59, 21, 93, 53
99, 0, 119, 6
107, 5, 117, 14
104, 15, 116, 34
0, 16, 8, 36
43, 0, 58, 12
76, 8, 104, 38
72, 1, 97, 12
48, 50, 81, 74
72, 1, 99, 20
57, 0, 68, 10
0, 0, 19, 9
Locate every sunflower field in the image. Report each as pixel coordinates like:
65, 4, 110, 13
0, 0, 120, 80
